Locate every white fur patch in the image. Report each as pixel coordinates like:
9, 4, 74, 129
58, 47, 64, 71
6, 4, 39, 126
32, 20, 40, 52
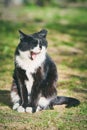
13, 103, 20, 110
38, 97, 50, 108
15, 46, 46, 73
36, 106, 42, 112
25, 73, 34, 96
11, 91, 20, 103
17, 106, 25, 113
31, 44, 40, 53
26, 107, 33, 113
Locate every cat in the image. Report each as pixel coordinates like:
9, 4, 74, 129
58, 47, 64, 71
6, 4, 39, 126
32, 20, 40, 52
11, 29, 80, 113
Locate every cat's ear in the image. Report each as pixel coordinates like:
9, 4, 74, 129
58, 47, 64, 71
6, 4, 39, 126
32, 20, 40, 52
19, 30, 27, 40
38, 29, 48, 38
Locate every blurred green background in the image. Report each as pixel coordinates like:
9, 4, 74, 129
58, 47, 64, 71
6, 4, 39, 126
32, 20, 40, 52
0, 0, 87, 130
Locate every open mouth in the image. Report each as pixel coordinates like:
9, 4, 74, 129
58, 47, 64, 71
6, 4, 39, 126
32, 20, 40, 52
30, 51, 41, 60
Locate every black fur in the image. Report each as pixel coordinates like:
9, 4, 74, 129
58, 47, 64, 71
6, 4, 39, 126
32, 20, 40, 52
51, 96, 80, 108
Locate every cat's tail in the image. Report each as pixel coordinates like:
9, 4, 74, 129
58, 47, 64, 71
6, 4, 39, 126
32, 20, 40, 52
51, 96, 80, 108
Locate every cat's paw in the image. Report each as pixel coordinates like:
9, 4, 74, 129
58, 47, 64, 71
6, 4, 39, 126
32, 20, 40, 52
13, 103, 20, 110
26, 107, 33, 113
17, 106, 25, 113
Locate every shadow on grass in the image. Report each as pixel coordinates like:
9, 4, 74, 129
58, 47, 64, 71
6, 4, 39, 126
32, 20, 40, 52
0, 90, 12, 107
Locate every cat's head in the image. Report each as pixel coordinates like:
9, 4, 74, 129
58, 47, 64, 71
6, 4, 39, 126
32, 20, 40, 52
17, 29, 48, 60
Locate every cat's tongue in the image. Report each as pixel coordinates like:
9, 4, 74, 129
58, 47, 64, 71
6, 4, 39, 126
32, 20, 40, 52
31, 51, 40, 60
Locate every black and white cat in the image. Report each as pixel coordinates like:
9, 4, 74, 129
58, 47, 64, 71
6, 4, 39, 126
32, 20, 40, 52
11, 29, 80, 113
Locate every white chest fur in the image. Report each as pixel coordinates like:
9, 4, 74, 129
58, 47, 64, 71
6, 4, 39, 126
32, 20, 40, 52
15, 48, 46, 73
15, 49, 46, 96
25, 73, 33, 97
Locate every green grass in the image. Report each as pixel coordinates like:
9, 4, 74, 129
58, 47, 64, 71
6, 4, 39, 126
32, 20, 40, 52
0, 5, 87, 130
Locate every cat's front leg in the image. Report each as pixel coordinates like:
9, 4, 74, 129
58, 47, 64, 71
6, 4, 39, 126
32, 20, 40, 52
11, 86, 25, 112
17, 98, 28, 113
17, 89, 33, 113
11, 80, 20, 110
16, 82, 29, 112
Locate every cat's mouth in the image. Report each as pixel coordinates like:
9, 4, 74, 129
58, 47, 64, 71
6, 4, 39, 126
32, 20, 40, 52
30, 51, 41, 60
